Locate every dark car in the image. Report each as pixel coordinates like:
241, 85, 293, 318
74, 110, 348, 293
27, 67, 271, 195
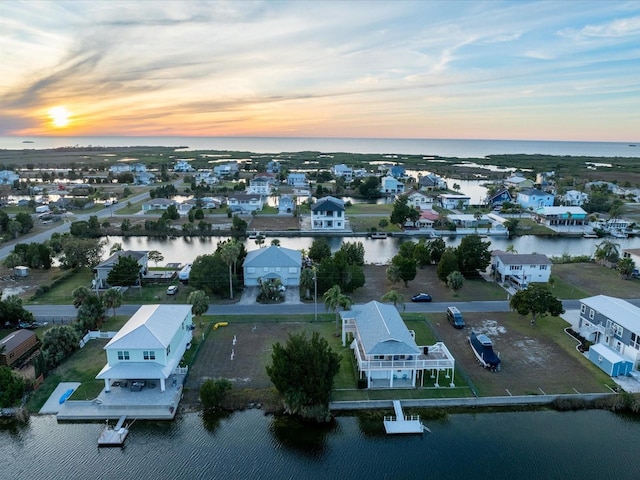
411, 293, 432, 302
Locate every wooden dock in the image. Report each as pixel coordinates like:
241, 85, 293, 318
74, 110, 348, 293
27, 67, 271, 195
98, 415, 129, 447
383, 400, 427, 434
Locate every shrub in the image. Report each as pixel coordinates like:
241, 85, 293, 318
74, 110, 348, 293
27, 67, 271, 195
200, 378, 233, 411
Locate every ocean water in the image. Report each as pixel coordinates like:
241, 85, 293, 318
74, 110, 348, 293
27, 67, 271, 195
2, 136, 639, 158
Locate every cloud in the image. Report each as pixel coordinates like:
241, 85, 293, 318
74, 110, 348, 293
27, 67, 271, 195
560, 15, 640, 39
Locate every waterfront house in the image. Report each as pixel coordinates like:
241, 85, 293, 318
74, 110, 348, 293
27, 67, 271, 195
389, 165, 406, 178
491, 250, 552, 290
340, 301, 456, 388
577, 295, 640, 376
286, 173, 307, 187
419, 174, 447, 191
485, 188, 512, 208
94, 250, 149, 289
311, 196, 346, 230
213, 162, 239, 177
247, 177, 272, 195
134, 171, 156, 185
278, 194, 295, 214
438, 193, 470, 210
380, 176, 405, 195
562, 190, 589, 206
504, 175, 534, 190
332, 164, 353, 181
516, 188, 555, 210
96, 304, 193, 393
194, 170, 219, 186
142, 198, 177, 212
535, 206, 587, 228
243, 245, 302, 287
173, 160, 194, 172
0, 170, 20, 185
227, 193, 264, 213
413, 209, 439, 229
403, 191, 434, 210
0, 329, 39, 367
622, 248, 640, 268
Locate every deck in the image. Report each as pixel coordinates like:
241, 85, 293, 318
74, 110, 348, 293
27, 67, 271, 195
383, 400, 426, 434
98, 415, 129, 447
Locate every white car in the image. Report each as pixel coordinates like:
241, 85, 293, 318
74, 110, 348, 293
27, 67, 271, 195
166, 285, 179, 295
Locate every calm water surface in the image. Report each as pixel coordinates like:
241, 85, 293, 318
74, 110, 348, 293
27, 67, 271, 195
1, 409, 639, 480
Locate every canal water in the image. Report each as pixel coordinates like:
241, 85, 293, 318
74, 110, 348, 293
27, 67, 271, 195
104, 234, 640, 266
1, 409, 639, 479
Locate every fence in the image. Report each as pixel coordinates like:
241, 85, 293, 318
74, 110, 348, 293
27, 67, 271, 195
79, 330, 117, 348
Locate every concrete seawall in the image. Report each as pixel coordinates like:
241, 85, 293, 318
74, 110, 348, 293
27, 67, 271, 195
330, 392, 615, 411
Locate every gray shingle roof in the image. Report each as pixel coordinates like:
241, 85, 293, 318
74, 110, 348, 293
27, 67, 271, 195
95, 250, 147, 269
341, 301, 420, 355
311, 196, 344, 212
492, 251, 551, 265
244, 245, 302, 268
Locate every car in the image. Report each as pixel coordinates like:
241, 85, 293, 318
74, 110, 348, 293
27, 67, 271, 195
446, 306, 465, 329
166, 285, 179, 295
411, 293, 432, 302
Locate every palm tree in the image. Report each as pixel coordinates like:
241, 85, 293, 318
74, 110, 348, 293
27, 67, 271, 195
505, 244, 518, 254
188, 290, 210, 316
102, 287, 123, 319
617, 257, 635, 280
594, 239, 620, 266
323, 285, 352, 336
386, 263, 402, 285
72, 286, 93, 308
220, 240, 241, 299
300, 268, 316, 300
109, 243, 123, 255
381, 290, 405, 311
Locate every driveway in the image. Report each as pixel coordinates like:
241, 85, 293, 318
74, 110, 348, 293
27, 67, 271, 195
237, 286, 301, 305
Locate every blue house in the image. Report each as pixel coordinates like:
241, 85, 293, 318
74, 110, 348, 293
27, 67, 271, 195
486, 188, 512, 208
278, 195, 295, 214
516, 188, 555, 210
380, 176, 405, 194
390, 166, 406, 178
578, 295, 640, 376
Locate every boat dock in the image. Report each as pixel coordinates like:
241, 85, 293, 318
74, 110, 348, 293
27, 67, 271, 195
98, 415, 129, 447
383, 400, 427, 434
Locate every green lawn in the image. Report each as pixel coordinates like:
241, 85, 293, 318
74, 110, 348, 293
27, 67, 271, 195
345, 203, 393, 215
348, 216, 401, 232
114, 199, 146, 214
27, 268, 95, 304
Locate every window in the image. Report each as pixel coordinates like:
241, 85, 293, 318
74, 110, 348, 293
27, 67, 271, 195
143, 351, 156, 360
580, 304, 586, 314
631, 333, 640, 350
276, 267, 281, 272
288, 267, 297, 274
540, 265, 548, 270
589, 309, 594, 320
247, 267, 255, 274
611, 322, 623, 337
117, 351, 130, 361
510, 265, 522, 271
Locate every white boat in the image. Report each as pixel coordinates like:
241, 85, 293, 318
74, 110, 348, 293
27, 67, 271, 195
370, 232, 388, 239
610, 230, 628, 239
178, 263, 192, 282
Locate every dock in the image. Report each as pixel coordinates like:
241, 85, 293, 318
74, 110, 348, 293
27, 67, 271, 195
383, 400, 427, 434
98, 415, 129, 447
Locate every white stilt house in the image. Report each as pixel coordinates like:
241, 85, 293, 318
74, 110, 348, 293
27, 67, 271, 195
341, 301, 456, 388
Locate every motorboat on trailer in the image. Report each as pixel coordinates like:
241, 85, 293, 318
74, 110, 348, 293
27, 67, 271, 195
469, 331, 501, 372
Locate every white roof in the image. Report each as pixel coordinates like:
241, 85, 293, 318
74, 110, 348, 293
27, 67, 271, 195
105, 304, 192, 350
537, 206, 587, 215
590, 343, 630, 365
244, 245, 301, 268
581, 295, 640, 334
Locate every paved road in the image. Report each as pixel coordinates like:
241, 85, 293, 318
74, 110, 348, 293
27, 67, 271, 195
25, 299, 598, 322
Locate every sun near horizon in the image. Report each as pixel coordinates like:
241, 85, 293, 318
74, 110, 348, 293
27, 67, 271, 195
48, 106, 71, 129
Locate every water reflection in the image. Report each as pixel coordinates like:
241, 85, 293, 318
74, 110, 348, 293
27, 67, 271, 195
269, 414, 336, 457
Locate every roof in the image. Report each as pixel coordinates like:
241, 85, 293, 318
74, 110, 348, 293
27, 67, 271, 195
311, 196, 345, 212
590, 343, 631, 365
341, 301, 420, 356
420, 209, 440, 220
518, 188, 553, 197
143, 198, 176, 205
229, 193, 261, 201
492, 251, 552, 265
623, 248, 640, 256
105, 304, 193, 350
0, 329, 37, 354
244, 245, 302, 268
580, 295, 640, 333
95, 250, 147, 269
537, 206, 586, 215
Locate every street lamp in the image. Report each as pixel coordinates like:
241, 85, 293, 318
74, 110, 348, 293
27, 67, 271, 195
313, 267, 318, 322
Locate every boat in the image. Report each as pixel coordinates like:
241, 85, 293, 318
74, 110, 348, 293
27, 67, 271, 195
469, 331, 501, 371
58, 388, 74, 404
610, 230, 628, 239
178, 263, 192, 283
582, 232, 599, 238
370, 232, 388, 239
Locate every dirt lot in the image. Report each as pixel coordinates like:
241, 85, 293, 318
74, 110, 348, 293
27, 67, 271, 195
249, 215, 300, 231
430, 312, 611, 397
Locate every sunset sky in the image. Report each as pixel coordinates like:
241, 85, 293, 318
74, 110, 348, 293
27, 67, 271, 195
1, 0, 639, 141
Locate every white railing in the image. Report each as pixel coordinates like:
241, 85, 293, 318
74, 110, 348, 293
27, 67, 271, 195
79, 330, 117, 348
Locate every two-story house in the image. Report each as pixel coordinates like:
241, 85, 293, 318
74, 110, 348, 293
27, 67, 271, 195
380, 176, 405, 195
340, 301, 456, 388
485, 188, 513, 208
311, 196, 345, 230
287, 173, 307, 187
0, 170, 19, 185
403, 191, 434, 210
562, 190, 589, 206
332, 164, 353, 182
227, 193, 264, 213
213, 162, 239, 177
491, 250, 552, 290
278, 195, 295, 214
419, 173, 447, 191
173, 160, 194, 172
247, 177, 272, 195
516, 188, 555, 210
243, 245, 302, 287
266, 160, 281, 174
96, 304, 193, 393
438, 194, 470, 210
578, 295, 640, 376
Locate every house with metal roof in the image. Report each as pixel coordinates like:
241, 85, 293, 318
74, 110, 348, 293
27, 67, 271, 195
516, 188, 555, 210
577, 296, 640, 376
341, 301, 456, 389
96, 304, 193, 393
243, 245, 302, 287
535, 206, 587, 228
142, 198, 178, 212
491, 250, 552, 290
311, 196, 346, 230
0, 329, 39, 367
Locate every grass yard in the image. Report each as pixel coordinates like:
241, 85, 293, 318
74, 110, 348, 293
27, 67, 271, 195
26, 268, 95, 304
344, 203, 393, 215
347, 216, 401, 232
551, 262, 640, 298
